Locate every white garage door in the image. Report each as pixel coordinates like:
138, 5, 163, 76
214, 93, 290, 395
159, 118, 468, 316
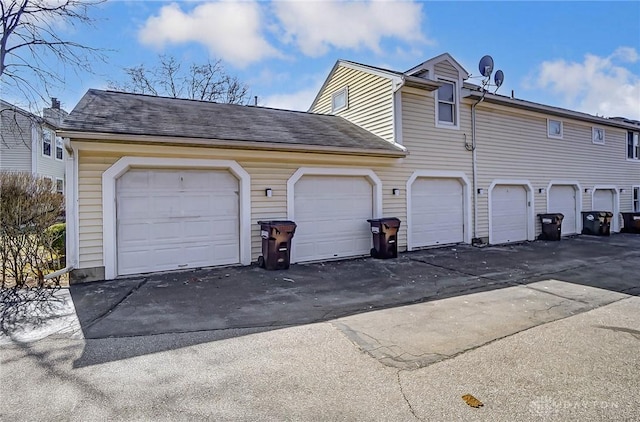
491, 185, 528, 244
116, 169, 240, 276
593, 188, 617, 232
293, 175, 373, 263
593, 189, 614, 213
411, 178, 464, 247
549, 185, 577, 235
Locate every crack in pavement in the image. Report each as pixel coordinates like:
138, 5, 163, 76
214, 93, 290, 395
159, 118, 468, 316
397, 370, 423, 421
82, 277, 150, 332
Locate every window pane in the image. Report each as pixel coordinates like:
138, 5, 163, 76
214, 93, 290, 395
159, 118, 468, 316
438, 83, 454, 102
56, 147, 63, 160
549, 120, 562, 136
439, 103, 454, 123
333, 93, 345, 110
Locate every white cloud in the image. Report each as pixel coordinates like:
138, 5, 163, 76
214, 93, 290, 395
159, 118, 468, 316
260, 86, 320, 111
533, 47, 640, 120
138, 2, 280, 68
273, 1, 428, 57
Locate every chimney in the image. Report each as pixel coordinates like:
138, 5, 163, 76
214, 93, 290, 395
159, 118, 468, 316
43, 98, 67, 127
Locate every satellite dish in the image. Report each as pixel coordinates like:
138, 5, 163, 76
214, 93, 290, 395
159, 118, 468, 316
478, 55, 494, 77
494, 70, 504, 88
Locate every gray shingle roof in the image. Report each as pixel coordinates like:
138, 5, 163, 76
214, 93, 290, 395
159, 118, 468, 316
61, 89, 405, 156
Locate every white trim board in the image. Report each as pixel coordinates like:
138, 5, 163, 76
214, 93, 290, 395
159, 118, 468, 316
64, 140, 79, 268
405, 170, 472, 251
488, 180, 535, 244
102, 157, 251, 280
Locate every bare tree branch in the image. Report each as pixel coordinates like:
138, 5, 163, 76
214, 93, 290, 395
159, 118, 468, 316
0, 0, 106, 107
108, 54, 251, 105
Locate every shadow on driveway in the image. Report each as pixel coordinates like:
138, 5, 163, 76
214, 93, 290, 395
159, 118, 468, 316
69, 234, 640, 367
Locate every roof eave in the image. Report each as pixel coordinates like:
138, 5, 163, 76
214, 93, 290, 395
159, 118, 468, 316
57, 130, 407, 158
466, 91, 640, 130
402, 76, 442, 91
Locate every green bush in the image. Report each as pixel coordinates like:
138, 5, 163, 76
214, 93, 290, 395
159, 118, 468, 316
46, 223, 66, 257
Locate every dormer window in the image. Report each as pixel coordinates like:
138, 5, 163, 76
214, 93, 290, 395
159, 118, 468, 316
436, 79, 457, 127
331, 87, 348, 113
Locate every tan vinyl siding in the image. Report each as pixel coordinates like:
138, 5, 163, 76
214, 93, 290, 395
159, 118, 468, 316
74, 142, 407, 270
473, 103, 640, 238
434, 60, 459, 80
401, 89, 472, 172
310, 65, 395, 142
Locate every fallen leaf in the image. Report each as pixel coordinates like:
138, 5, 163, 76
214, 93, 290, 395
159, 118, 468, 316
462, 394, 484, 408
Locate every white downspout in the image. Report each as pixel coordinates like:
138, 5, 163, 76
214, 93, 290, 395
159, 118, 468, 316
63, 138, 79, 273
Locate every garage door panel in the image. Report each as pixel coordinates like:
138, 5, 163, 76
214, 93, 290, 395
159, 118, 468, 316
549, 185, 577, 235
116, 169, 240, 276
491, 185, 528, 244
293, 175, 373, 263
593, 189, 614, 212
411, 178, 464, 247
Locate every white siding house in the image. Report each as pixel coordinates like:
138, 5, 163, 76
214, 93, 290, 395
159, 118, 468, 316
0, 99, 67, 191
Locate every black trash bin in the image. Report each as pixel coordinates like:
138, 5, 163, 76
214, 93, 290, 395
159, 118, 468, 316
367, 218, 401, 259
257, 220, 297, 270
581, 211, 611, 236
538, 213, 564, 241
621, 212, 640, 234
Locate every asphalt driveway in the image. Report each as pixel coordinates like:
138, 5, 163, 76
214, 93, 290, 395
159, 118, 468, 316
67, 234, 640, 341
2, 234, 640, 421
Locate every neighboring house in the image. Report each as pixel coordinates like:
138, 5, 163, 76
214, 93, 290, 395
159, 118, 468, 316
60, 53, 640, 283
0, 98, 68, 193
309, 53, 640, 248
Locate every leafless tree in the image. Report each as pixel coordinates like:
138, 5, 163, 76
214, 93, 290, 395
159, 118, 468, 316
0, 171, 65, 289
0, 0, 105, 107
109, 55, 250, 105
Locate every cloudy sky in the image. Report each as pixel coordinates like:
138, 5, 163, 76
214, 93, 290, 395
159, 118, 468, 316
9, 1, 640, 120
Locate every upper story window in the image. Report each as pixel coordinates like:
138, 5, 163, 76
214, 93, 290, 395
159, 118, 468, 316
592, 127, 605, 145
55, 136, 64, 160
628, 131, 639, 160
56, 178, 64, 194
547, 119, 563, 139
331, 87, 348, 113
42, 129, 53, 157
436, 79, 457, 126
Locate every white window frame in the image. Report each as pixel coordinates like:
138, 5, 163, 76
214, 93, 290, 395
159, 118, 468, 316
55, 136, 64, 161
633, 186, 640, 212
435, 77, 458, 129
42, 128, 53, 157
55, 178, 64, 194
627, 131, 639, 160
592, 127, 605, 145
331, 87, 348, 113
547, 119, 563, 139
